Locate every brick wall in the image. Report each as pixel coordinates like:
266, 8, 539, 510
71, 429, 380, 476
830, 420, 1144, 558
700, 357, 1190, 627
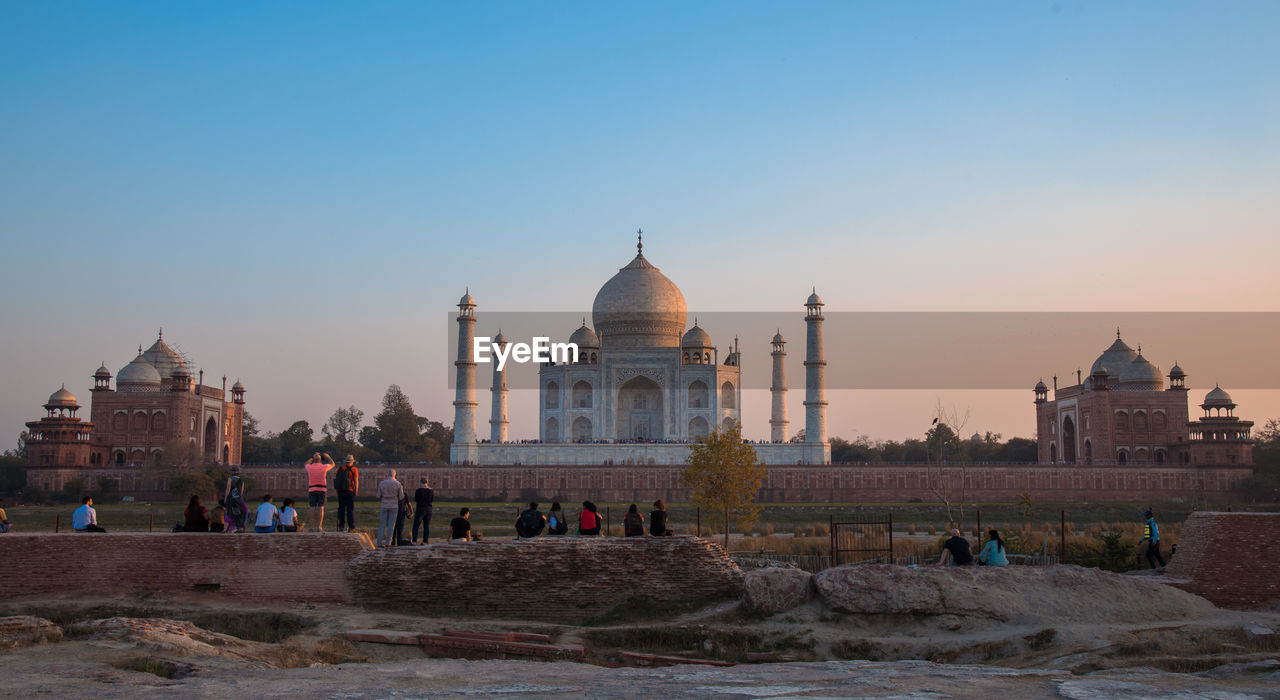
25, 463, 1253, 504
0, 533, 370, 604
346, 536, 744, 622
1166, 512, 1280, 609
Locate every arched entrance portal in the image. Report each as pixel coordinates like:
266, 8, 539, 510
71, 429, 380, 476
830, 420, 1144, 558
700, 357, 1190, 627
616, 376, 664, 440
1062, 416, 1077, 464
204, 417, 218, 460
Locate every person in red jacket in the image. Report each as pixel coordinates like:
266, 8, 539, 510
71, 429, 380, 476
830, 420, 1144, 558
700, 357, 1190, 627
333, 455, 360, 532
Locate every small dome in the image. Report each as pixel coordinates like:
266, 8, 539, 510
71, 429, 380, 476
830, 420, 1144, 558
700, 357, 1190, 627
682, 323, 713, 348
1034, 380, 1047, 391
568, 322, 599, 348
1203, 386, 1234, 406
493, 329, 508, 345
1169, 363, 1186, 377
232, 380, 245, 391
459, 290, 476, 306
772, 329, 786, 344
47, 386, 78, 407
117, 353, 162, 388
1090, 334, 1138, 377
171, 364, 190, 377
94, 363, 111, 378
1118, 354, 1164, 390
806, 289, 823, 306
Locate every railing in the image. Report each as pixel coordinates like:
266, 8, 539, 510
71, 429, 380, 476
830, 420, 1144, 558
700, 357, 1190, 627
830, 514, 893, 566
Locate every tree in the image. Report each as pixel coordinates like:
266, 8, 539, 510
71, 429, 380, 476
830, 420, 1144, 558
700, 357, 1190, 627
0, 454, 27, 494
681, 421, 766, 549
95, 475, 121, 503
322, 405, 365, 456
926, 400, 972, 528
240, 411, 281, 464
1241, 418, 1280, 501
418, 418, 453, 463
171, 471, 217, 500
160, 439, 205, 472
279, 420, 316, 462
374, 385, 422, 462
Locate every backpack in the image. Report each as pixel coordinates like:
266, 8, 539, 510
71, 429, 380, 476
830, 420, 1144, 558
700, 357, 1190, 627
518, 510, 545, 537
334, 466, 353, 491
550, 514, 568, 535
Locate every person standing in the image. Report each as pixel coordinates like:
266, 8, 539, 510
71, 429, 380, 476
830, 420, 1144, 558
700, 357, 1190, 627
333, 455, 360, 532
413, 478, 434, 544
223, 466, 248, 534
304, 453, 336, 532
0, 499, 10, 532
375, 469, 405, 548
72, 496, 106, 533
1141, 508, 1167, 569
937, 528, 974, 566
393, 487, 413, 546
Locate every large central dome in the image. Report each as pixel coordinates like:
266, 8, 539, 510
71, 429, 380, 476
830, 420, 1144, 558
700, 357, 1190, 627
592, 238, 687, 348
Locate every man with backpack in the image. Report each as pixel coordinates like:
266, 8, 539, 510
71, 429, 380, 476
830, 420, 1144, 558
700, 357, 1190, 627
515, 502, 546, 538
334, 455, 360, 532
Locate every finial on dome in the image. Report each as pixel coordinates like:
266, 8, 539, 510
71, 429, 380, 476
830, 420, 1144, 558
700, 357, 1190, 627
158, 327, 163, 340
582, 316, 587, 327
637, 228, 643, 254
1117, 327, 1121, 339
138, 344, 142, 354
1137, 344, 1142, 354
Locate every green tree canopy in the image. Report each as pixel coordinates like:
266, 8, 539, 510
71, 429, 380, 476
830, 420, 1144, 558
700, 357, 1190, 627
374, 385, 422, 462
279, 420, 316, 462
681, 421, 766, 548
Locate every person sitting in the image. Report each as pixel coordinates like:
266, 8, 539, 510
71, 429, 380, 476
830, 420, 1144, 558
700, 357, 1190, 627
623, 503, 645, 537
253, 494, 279, 534
977, 529, 1008, 567
183, 495, 210, 532
0, 498, 11, 533
577, 501, 601, 536
278, 498, 300, 532
547, 501, 569, 536
515, 502, 546, 538
72, 496, 106, 533
450, 507, 473, 542
937, 528, 974, 566
649, 500, 673, 537
209, 502, 226, 533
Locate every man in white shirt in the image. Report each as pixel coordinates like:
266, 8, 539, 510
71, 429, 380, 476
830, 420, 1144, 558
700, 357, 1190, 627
254, 494, 279, 534
72, 496, 106, 533
375, 470, 405, 548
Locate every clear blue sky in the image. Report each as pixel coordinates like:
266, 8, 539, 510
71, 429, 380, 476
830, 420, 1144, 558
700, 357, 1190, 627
2, 1, 1278, 444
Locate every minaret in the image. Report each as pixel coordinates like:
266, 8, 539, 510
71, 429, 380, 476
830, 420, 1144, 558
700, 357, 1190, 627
770, 329, 788, 442
489, 329, 509, 444
803, 289, 828, 458
451, 289, 479, 464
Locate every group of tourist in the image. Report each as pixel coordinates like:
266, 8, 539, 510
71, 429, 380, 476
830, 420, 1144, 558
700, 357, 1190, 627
935, 509, 1166, 570
512, 499, 675, 539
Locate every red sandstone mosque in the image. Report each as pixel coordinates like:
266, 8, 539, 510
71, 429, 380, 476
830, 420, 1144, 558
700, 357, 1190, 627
23, 332, 245, 494
1034, 331, 1253, 467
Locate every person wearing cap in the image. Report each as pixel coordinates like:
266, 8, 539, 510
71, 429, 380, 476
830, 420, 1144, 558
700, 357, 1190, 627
1140, 508, 1166, 569
334, 455, 360, 532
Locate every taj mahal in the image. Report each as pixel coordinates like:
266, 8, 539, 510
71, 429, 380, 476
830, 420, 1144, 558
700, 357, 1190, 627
449, 232, 831, 466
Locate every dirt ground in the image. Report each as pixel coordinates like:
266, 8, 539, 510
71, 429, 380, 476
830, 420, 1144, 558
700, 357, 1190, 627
2, 585, 1279, 699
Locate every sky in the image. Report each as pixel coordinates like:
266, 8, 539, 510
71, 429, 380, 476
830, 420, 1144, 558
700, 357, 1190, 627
1, 1, 1278, 446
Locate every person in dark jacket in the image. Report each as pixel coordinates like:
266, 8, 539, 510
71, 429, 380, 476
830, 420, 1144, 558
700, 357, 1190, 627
623, 503, 645, 537
516, 502, 546, 538
183, 495, 210, 532
649, 499, 673, 536
937, 528, 974, 566
413, 478, 434, 544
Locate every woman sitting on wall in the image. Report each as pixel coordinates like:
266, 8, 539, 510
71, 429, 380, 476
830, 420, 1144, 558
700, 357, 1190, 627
183, 495, 210, 532
978, 529, 1008, 567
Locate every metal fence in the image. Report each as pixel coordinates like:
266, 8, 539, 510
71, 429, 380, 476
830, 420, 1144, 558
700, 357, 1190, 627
830, 514, 894, 566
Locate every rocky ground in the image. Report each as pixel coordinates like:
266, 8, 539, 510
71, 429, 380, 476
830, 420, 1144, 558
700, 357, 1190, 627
1, 564, 1279, 698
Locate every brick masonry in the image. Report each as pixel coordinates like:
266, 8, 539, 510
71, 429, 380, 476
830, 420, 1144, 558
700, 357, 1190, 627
1165, 512, 1280, 609
26, 463, 1253, 504
345, 536, 744, 622
0, 533, 370, 604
